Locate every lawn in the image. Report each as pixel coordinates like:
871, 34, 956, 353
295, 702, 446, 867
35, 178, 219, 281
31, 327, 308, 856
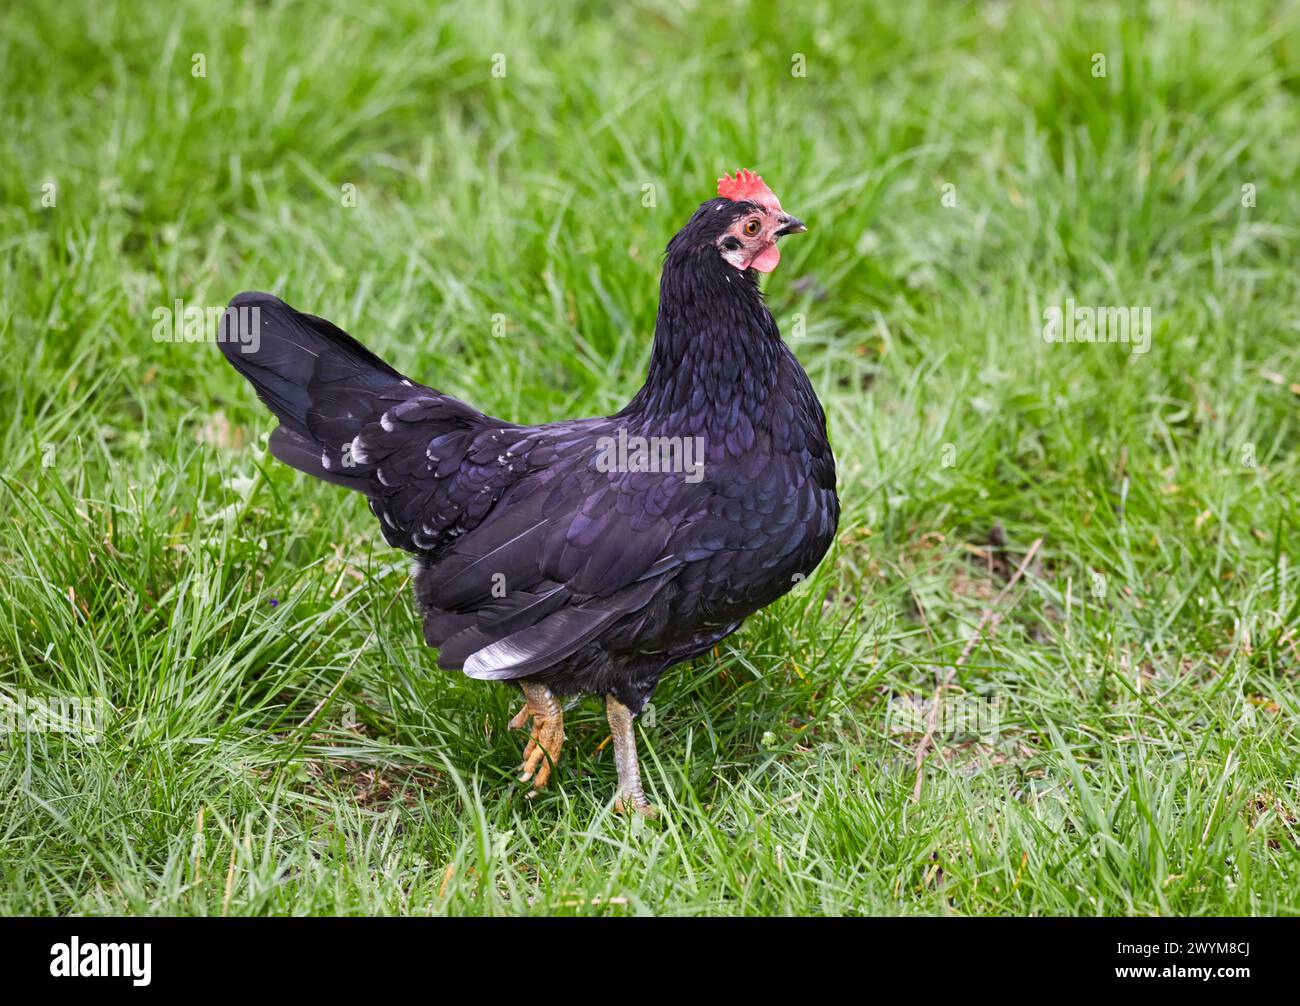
1, 0, 1297, 916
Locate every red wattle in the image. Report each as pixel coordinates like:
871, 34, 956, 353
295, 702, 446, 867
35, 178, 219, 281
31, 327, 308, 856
750, 243, 781, 273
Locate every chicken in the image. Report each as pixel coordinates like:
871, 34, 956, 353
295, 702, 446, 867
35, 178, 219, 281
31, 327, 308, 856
217, 170, 838, 814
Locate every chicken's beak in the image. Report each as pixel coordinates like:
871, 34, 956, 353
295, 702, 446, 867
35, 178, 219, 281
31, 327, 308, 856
775, 215, 807, 237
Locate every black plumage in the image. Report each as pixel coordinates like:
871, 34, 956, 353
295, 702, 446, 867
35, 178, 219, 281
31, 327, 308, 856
219, 180, 837, 807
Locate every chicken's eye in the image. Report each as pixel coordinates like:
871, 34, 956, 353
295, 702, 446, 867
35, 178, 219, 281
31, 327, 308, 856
743, 219, 761, 236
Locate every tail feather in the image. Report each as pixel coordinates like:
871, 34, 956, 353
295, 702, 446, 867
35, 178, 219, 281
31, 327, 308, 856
219, 292, 404, 483
268, 427, 369, 489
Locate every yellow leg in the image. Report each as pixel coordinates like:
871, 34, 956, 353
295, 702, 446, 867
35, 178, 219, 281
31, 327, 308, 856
509, 680, 564, 792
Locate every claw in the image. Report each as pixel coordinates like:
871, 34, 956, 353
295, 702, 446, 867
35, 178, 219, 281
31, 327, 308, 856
614, 792, 658, 818
510, 681, 564, 792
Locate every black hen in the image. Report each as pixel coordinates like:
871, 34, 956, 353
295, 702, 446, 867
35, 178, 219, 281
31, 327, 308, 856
218, 170, 838, 813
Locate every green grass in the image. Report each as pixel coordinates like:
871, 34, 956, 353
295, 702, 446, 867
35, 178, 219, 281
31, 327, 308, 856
2, 0, 1298, 916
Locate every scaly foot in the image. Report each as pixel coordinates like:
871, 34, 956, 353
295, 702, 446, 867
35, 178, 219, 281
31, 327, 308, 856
509, 680, 564, 793
606, 694, 656, 817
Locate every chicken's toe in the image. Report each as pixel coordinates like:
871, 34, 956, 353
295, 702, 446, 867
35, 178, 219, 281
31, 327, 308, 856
510, 681, 564, 792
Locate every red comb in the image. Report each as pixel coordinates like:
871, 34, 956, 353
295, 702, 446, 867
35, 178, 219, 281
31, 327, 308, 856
717, 168, 782, 212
